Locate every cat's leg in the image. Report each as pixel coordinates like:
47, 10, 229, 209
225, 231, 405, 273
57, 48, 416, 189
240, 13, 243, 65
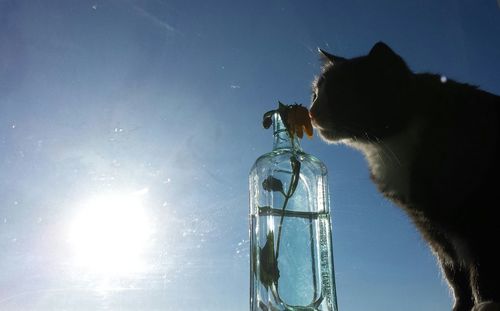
419, 223, 474, 311
469, 249, 500, 309
413, 218, 474, 311
471, 302, 500, 311
439, 261, 474, 311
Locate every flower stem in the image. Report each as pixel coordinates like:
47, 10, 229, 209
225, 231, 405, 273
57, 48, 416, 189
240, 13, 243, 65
275, 155, 300, 261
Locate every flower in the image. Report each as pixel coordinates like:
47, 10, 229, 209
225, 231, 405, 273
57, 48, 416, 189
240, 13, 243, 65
262, 102, 314, 140
285, 104, 313, 139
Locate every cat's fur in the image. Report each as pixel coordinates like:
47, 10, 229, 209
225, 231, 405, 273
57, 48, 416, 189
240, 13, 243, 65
310, 42, 500, 311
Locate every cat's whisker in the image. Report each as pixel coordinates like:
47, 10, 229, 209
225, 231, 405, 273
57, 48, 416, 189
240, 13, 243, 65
371, 144, 388, 167
363, 131, 403, 167
378, 139, 402, 166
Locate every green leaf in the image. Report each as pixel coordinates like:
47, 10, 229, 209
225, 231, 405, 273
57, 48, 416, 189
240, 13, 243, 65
262, 176, 284, 193
262, 110, 274, 129
259, 231, 280, 289
262, 117, 272, 129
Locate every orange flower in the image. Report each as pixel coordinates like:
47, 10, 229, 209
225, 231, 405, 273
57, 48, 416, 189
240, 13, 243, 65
262, 102, 314, 140
285, 104, 313, 139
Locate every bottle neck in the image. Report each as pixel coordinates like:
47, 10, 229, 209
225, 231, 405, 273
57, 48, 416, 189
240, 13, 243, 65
272, 113, 302, 152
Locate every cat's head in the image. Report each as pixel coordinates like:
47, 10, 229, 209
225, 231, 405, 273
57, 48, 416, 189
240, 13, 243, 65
310, 41, 414, 144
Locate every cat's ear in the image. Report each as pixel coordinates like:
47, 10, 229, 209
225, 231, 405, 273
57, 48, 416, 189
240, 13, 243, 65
318, 48, 346, 64
369, 41, 398, 57
369, 41, 409, 72
369, 42, 403, 64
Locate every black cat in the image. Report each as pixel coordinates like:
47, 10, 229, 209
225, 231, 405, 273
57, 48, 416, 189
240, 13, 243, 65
310, 42, 500, 311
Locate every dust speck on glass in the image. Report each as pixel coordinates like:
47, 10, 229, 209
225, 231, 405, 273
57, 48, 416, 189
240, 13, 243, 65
249, 103, 338, 311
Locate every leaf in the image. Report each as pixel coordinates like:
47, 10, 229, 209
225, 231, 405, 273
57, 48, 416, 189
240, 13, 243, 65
259, 231, 280, 289
262, 176, 284, 193
262, 110, 275, 129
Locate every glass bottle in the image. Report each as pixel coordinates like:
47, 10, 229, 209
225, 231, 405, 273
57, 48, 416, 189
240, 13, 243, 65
249, 111, 339, 311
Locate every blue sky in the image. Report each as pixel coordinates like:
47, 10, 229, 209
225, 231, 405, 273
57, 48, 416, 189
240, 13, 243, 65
1, 0, 499, 310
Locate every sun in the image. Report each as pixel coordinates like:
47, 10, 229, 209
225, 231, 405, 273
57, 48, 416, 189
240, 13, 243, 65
68, 191, 153, 276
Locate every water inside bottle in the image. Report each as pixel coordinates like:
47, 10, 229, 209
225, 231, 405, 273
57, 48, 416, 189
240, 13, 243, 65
251, 209, 337, 311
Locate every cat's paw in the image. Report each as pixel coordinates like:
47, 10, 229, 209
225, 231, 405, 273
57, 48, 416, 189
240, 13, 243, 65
471, 301, 500, 311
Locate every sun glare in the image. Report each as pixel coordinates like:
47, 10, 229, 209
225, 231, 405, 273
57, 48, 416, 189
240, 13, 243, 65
68, 191, 153, 276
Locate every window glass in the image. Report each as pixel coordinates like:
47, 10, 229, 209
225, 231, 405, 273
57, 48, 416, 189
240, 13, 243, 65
1, 1, 499, 310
